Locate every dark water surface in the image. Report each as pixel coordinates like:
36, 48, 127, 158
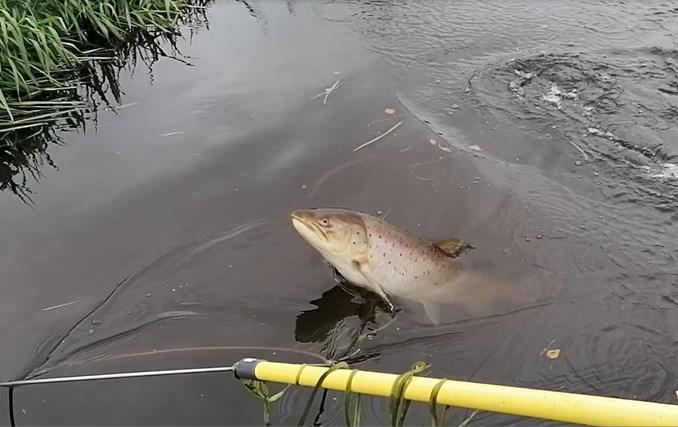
1, 1, 677, 425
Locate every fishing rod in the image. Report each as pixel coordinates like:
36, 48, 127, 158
0, 366, 235, 387
0, 365, 237, 427
2, 358, 678, 426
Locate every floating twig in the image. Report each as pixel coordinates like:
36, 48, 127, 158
353, 121, 403, 152
459, 409, 479, 427
110, 102, 139, 111
42, 300, 80, 312
323, 79, 341, 104
437, 143, 453, 153
539, 338, 557, 356
567, 139, 589, 160
312, 79, 342, 105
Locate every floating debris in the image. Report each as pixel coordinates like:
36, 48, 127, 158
539, 338, 557, 356
542, 84, 578, 110
546, 349, 561, 359
104, 102, 139, 112
567, 139, 590, 160
160, 131, 184, 137
384, 108, 396, 115
312, 79, 342, 105
459, 410, 479, 427
586, 127, 619, 141
354, 121, 403, 152
469, 144, 482, 152
649, 163, 678, 180
42, 300, 80, 312
508, 69, 535, 97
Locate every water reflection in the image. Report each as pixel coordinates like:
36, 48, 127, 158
0, 99, 84, 202
295, 286, 370, 344
295, 269, 396, 361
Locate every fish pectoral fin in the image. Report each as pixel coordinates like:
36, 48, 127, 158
354, 261, 394, 312
422, 301, 443, 325
433, 238, 474, 258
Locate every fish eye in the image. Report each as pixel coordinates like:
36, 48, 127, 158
319, 218, 329, 226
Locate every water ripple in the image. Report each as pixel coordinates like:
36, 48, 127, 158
25, 218, 267, 376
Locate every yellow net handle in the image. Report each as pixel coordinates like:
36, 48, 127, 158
235, 359, 678, 427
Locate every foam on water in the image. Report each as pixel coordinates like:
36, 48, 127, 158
648, 162, 678, 180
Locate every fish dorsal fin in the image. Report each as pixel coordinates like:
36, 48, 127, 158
433, 238, 473, 258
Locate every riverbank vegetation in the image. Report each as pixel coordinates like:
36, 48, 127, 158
0, 0, 210, 199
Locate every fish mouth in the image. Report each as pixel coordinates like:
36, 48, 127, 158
290, 210, 306, 223
291, 210, 328, 242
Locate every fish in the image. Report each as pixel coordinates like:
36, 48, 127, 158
290, 208, 521, 324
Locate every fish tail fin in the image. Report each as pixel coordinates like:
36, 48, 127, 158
422, 301, 443, 325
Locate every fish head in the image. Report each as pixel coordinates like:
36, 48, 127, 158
291, 208, 372, 286
291, 209, 369, 261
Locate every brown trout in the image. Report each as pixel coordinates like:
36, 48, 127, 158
290, 208, 519, 323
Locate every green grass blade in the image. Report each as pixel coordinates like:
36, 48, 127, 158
0, 86, 14, 121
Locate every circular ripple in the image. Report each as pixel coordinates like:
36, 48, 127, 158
469, 48, 678, 210
524, 315, 677, 402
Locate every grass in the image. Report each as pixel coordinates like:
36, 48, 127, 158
0, 0, 211, 200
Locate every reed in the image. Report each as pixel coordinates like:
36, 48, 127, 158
0, 0, 207, 124
0, 0, 210, 200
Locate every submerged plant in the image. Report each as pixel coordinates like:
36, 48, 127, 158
389, 361, 432, 427
0, 0, 212, 199
241, 380, 291, 426
237, 361, 466, 427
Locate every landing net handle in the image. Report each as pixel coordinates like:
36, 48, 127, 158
234, 358, 678, 427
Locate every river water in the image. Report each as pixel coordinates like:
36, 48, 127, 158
1, 1, 677, 425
